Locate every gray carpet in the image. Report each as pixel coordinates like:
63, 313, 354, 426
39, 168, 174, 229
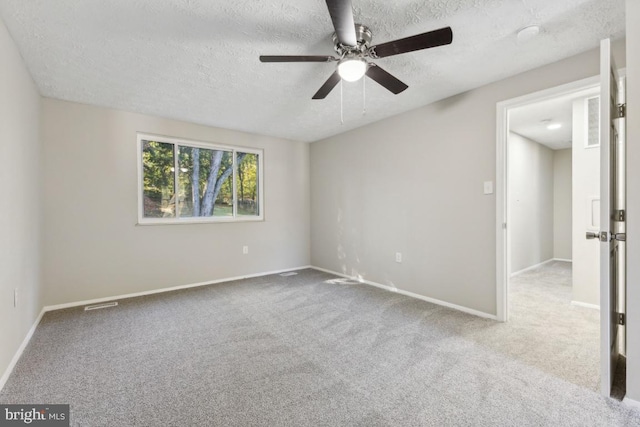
501, 260, 600, 391
1, 267, 639, 426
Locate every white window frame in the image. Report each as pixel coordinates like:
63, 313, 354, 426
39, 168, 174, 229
137, 132, 264, 225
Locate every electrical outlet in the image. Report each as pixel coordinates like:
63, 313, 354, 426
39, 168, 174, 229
395, 252, 402, 263
243, 246, 249, 255
14, 288, 18, 308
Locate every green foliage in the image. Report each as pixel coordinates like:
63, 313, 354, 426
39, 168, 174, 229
143, 140, 259, 218
142, 141, 174, 217
237, 153, 259, 216
237, 153, 258, 201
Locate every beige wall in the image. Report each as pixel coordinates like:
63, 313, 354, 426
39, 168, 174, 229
42, 99, 310, 306
0, 18, 43, 385
553, 149, 572, 260
508, 132, 554, 275
310, 41, 625, 316
626, 0, 640, 403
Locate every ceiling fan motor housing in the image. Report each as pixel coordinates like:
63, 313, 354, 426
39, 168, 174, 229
333, 24, 372, 56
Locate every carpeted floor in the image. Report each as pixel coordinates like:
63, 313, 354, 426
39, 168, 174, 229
500, 260, 600, 391
1, 267, 639, 426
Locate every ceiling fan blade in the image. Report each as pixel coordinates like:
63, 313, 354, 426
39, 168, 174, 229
365, 64, 408, 94
325, 0, 357, 47
368, 27, 453, 58
312, 71, 341, 100
260, 55, 337, 62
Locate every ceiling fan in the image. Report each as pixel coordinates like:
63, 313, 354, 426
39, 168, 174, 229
259, 0, 453, 99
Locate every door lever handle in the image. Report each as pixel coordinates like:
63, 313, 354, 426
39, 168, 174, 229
585, 231, 626, 242
586, 231, 609, 242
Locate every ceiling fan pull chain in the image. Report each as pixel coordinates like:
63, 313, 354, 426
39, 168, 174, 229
340, 79, 344, 125
362, 75, 366, 116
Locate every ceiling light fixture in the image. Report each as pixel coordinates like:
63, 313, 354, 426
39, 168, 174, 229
338, 57, 367, 82
547, 123, 562, 130
517, 25, 540, 43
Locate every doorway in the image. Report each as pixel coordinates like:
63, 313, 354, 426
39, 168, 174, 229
496, 75, 601, 322
496, 49, 627, 397
508, 87, 601, 307
497, 79, 602, 391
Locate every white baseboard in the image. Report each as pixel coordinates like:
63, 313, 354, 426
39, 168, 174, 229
0, 265, 312, 392
311, 266, 497, 320
0, 308, 46, 392
571, 300, 600, 310
623, 397, 640, 410
510, 259, 555, 277
553, 258, 572, 263
44, 265, 312, 311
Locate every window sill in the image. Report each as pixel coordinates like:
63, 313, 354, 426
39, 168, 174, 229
136, 216, 264, 226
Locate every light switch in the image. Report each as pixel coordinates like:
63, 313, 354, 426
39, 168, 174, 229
484, 181, 494, 195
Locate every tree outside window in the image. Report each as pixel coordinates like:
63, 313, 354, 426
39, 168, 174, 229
139, 135, 263, 223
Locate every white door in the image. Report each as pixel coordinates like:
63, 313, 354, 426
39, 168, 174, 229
599, 38, 626, 397
573, 93, 601, 306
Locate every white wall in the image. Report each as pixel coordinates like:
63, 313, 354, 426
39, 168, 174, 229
310, 41, 625, 316
553, 149, 572, 260
42, 99, 310, 306
625, 0, 640, 403
508, 132, 554, 275
0, 18, 43, 384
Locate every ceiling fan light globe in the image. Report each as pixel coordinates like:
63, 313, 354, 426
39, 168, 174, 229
338, 58, 367, 82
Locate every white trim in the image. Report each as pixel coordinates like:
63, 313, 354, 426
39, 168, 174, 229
496, 101, 508, 322
553, 258, 573, 263
496, 75, 601, 323
45, 266, 312, 312
310, 266, 498, 320
137, 132, 263, 155
571, 301, 600, 310
0, 308, 46, 392
623, 397, 640, 410
510, 258, 555, 277
135, 215, 265, 226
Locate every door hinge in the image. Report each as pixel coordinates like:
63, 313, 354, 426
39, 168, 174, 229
614, 210, 625, 222
616, 103, 626, 119
612, 233, 626, 242
503, 222, 507, 230
618, 313, 625, 326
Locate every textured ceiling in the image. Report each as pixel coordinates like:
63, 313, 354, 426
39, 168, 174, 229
510, 87, 599, 150
0, 0, 625, 142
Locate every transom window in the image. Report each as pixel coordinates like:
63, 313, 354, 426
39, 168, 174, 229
137, 133, 263, 224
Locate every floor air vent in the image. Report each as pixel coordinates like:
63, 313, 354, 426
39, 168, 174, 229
84, 301, 118, 311
279, 272, 298, 277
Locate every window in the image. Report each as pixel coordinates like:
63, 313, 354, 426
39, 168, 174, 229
138, 133, 263, 224
586, 96, 600, 148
